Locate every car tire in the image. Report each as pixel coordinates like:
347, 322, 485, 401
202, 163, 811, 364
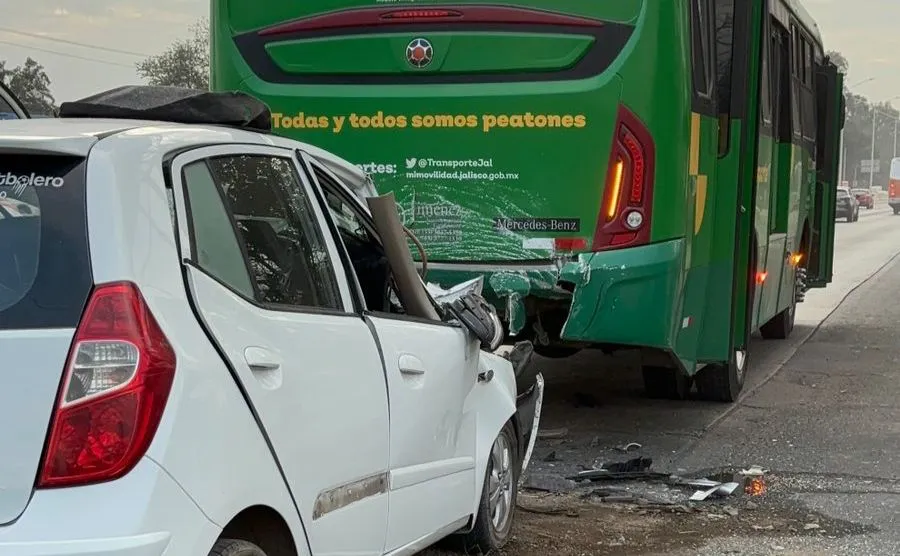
464, 421, 518, 553
642, 366, 691, 400
695, 349, 747, 403
209, 539, 267, 556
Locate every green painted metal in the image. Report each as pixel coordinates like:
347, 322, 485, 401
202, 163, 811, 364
265, 32, 596, 75
211, 0, 839, 375
221, 0, 643, 34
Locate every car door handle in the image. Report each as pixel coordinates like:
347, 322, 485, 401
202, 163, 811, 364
244, 346, 281, 371
399, 354, 425, 375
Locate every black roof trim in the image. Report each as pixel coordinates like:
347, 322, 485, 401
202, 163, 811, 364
58, 85, 271, 132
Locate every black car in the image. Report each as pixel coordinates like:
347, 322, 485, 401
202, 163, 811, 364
836, 187, 859, 222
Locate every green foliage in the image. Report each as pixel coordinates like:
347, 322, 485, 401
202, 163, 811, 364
136, 18, 210, 90
0, 57, 56, 116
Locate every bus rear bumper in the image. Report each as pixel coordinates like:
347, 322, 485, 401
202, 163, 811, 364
423, 238, 685, 350
558, 238, 685, 349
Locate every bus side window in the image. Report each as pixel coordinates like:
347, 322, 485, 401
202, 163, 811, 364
800, 37, 817, 145
772, 25, 792, 144
789, 25, 802, 139
690, 0, 715, 101
715, 0, 735, 156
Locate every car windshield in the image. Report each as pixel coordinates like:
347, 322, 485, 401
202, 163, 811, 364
14, 0, 900, 553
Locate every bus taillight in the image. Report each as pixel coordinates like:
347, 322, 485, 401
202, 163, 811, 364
593, 105, 656, 251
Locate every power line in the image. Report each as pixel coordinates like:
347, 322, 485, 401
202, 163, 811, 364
0, 27, 150, 58
0, 40, 135, 69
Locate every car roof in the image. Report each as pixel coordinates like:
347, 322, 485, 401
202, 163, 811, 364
0, 118, 374, 194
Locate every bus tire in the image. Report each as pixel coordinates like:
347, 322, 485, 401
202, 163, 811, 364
695, 350, 746, 403
642, 366, 691, 400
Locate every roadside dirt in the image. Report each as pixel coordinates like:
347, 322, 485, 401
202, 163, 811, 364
423, 485, 872, 556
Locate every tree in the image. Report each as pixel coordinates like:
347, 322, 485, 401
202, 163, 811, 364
0, 57, 56, 115
136, 18, 210, 90
826, 50, 849, 76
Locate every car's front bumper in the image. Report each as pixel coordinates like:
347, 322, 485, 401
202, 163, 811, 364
514, 372, 544, 479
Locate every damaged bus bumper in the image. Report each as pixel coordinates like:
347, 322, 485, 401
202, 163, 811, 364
427, 238, 685, 351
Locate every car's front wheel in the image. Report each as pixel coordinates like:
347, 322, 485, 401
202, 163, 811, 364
464, 421, 518, 553
209, 539, 267, 556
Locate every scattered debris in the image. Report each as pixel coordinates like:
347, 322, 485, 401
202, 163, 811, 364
745, 500, 759, 510
688, 482, 740, 501
542, 451, 558, 462
567, 457, 671, 482
722, 505, 739, 517
538, 427, 568, 440
740, 465, 767, 476
752, 525, 775, 531
615, 442, 643, 453
804, 522, 821, 530
522, 473, 578, 492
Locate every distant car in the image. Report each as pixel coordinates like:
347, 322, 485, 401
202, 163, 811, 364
851, 188, 874, 209
836, 187, 859, 222
0, 82, 27, 120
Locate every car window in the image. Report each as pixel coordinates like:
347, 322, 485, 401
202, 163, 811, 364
0, 154, 91, 329
200, 154, 343, 311
0, 95, 18, 120
181, 161, 255, 298
313, 166, 396, 313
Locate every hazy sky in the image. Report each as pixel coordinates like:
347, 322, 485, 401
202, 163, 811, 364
0, 0, 898, 106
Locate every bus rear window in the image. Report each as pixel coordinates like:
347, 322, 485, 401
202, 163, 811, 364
0, 154, 92, 329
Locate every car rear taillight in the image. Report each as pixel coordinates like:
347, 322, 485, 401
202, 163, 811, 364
592, 105, 655, 251
37, 282, 176, 488
890, 182, 896, 198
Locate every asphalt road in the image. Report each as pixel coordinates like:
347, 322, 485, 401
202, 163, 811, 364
504, 204, 900, 554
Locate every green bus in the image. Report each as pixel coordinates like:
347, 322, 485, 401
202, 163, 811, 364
211, 0, 843, 402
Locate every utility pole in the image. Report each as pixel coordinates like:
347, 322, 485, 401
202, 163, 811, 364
870, 110, 877, 188
894, 119, 898, 158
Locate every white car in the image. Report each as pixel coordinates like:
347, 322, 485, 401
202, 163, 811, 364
0, 87, 543, 556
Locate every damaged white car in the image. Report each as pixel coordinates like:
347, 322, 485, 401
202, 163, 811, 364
0, 86, 543, 556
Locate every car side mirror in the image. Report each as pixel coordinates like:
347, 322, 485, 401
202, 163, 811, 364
443, 292, 504, 352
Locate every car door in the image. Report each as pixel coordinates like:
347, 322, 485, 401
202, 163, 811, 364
298, 154, 480, 553
168, 145, 390, 556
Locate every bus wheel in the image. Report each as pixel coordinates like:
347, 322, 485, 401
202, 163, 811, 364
695, 349, 746, 403
642, 366, 691, 400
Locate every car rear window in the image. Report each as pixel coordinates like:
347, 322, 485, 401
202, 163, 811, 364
837, 189, 849, 198
0, 154, 92, 329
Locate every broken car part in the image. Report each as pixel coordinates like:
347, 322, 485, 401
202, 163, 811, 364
366, 192, 439, 321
